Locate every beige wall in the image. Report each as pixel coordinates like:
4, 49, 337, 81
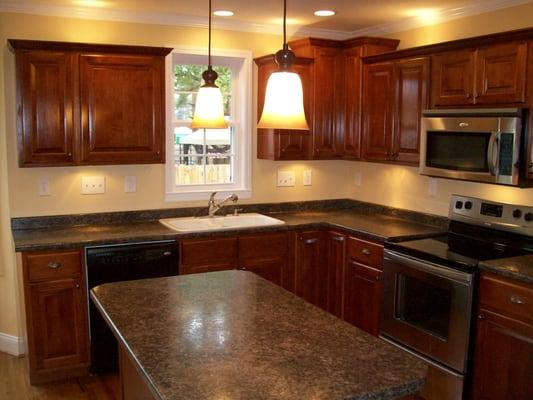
1, 4, 533, 340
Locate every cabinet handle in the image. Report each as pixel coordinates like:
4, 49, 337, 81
361, 248, 371, 256
67, 152, 72, 157
509, 296, 525, 305
332, 236, 345, 242
47, 262, 62, 269
76, 284, 80, 289
238, 267, 247, 271
303, 238, 318, 244
528, 162, 533, 169
466, 93, 472, 99
375, 275, 381, 282
478, 314, 485, 320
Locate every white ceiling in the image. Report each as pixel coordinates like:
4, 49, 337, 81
1, 0, 532, 38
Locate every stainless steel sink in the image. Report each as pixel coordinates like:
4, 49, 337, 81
159, 213, 285, 233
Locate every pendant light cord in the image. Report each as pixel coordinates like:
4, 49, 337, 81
208, 0, 212, 67
283, 0, 287, 50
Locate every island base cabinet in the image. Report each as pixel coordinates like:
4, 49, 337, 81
119, 347, 156, 400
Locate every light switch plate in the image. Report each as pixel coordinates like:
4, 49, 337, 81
81, 176, 106, 195
355, 172, 363, 186
277, 170, 295, 187
124, 176, 137, 193
303, 170, 312, 186
428, 178, 438, 197
38, 178, 50, 196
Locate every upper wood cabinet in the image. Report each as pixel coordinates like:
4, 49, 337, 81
361, 62, 395, 162
431, 42, 528, 107
8, 40, 172, 167
79, 54, 165, 164
255, 55, 314, 160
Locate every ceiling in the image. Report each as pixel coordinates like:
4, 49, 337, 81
1, 0, 531, 38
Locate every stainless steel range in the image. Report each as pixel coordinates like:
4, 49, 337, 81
381, 195, 533, 399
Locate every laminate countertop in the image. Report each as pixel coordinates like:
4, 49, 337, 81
12, 209, 444, 252
91, 270, 427, 400
479, 255, 533, 284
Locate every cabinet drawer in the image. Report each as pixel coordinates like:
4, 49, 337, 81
24, 250, 82, 282
239, 232, 288, 259
346, 237, 383, 269
180, 237, 238, 266
479, 273, 533, 323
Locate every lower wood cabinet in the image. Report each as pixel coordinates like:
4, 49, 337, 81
294, 230, 327, 309
325, 231, 346, 318
471, 273, 533, 399
22, 249, 90, 384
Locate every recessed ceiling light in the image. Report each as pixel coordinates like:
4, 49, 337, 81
213, 10, 234, 17
314, 10, 335, 17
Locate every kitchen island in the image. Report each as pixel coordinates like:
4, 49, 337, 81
91, 270, 426, 400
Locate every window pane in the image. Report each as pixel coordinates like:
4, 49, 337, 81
206, 128, 232, 155
174, 64, 232, 122
175, 156, 205, 185
205, 156, 232, 184
174, 127, 204, 155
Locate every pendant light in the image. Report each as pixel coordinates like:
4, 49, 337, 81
191, 0, 228, 129
257, 0, 309, 130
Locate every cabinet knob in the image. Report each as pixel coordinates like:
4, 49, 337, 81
67, 152, 72, 157
466, 93, 472, 99
528, 162, 533, 169
478, 314, 486, 320
76, 284, 80, 289
47, 262, 62, 269
509, 296, 525, 305
332, 236, 345, 242
361, 248, 371, 256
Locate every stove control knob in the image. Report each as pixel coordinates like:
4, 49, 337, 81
465, 201, 473, 210
525, 213, 533, 222
513, 209, 522, 219
455, 201, 463, 210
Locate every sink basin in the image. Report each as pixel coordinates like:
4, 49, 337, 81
159, 213, 285, 233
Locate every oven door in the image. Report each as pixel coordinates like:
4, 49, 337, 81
420, 115, 521, 185
381, 249, 475, 373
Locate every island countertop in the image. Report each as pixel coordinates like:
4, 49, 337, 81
91, 270, 427, 400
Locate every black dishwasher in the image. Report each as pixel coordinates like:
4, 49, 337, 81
86, 240, 179, 373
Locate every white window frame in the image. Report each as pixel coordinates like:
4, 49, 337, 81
165, 46, 252, 202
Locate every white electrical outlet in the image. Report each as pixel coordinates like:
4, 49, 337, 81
124, 176, 137, 193
81, 176, 106, 195
428, 178, 438, 197
303, 170, 312, 186
277, 170, 295, 187
355, 172, 363, 186
38, 178, 50, 196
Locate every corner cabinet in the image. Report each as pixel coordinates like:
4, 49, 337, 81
8, 40, 172, 167
21, 249, 90, 384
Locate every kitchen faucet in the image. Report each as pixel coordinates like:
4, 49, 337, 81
207, 192, 238, 217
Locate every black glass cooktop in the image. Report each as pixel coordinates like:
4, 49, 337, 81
386, 221, 533, 271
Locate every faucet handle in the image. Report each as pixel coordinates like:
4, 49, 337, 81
209, 192, 217, 201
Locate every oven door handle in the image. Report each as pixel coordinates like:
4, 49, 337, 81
487, 132, 500, 176
384, 250, 473, 284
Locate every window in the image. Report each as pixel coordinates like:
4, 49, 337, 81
165, 49, 252, 201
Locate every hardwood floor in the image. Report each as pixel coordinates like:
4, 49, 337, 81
0, 352, 120, 400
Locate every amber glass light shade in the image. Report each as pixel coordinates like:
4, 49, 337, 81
257, 71, 309, 130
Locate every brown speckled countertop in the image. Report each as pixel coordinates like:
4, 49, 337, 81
91, 270, 427, 400
12, 208, 444, 252
479, 255, 533, 284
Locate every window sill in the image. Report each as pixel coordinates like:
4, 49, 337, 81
165, 189, 252, 202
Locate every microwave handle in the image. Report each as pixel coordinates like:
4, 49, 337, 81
487, 132, 500, 176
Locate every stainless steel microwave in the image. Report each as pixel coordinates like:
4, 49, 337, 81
420, 108, 526, 186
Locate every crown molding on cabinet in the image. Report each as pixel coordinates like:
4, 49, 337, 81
0, 0, 532, 40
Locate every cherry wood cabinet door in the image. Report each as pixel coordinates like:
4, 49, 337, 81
239, 258, 284, 287
16, 51, 77, 166
295, 231, 327, 309
472, 309, 533, 400
475, 42, 527, 104
431, 50, 475, 106
392, 57, 429, 165
180, 237, 238, 274
343, 260, 382, 336
79, 54, 165, 164
28, 277, 89, 371
342, 47, 362, 159
361, 62, 394, 161
312, 48, 342, 159
325, 231, 346, 318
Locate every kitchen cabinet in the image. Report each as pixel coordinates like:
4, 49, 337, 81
343, 237, 384, 336
180, 232, 289, 287
294, 230, 327, 309
255, 54, 314, 160
471, 273, 533, 399
8, 40, 172, 167
341, 47, 363, 158
325, 231, 346, 317
431, 42, 527, 107
22, 249, 89, 384
361, 62, 395, 162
